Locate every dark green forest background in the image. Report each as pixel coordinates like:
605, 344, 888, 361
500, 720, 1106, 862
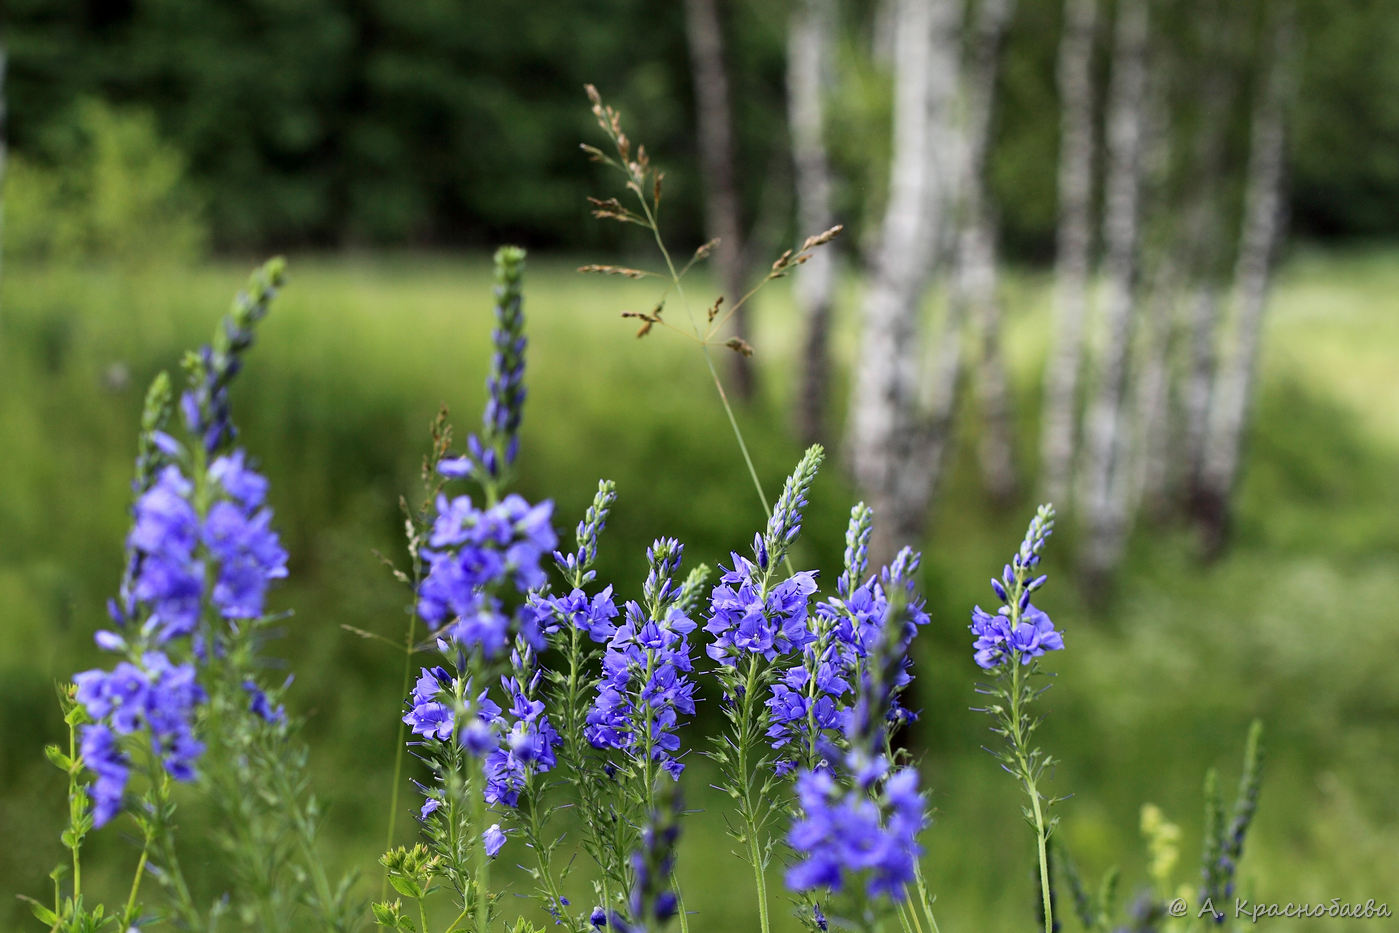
8, 0, 1399, 255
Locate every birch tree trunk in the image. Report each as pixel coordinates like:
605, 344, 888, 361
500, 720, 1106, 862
1179, 0, 1243, 512
1079, 0, 1149, 584
847, 0, 963, 569
949, 0, 1019, 506
1040, 0, 1098, 507
684, 0, 754, 400
1194, 5, 1294, 555
1128, 41, 1180, 518
0, 41, 7, 317
789, 0, 837, 446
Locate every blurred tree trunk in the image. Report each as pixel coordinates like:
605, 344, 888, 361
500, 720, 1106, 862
1178, 0, 1243, 518
848, 0, 963, 568
788, 0, 837, 447
1193, 5, 1295, 555
1129, 74, 1179, 518
1079, 0, 1149, 585
1, 41, 7, 312
1040, 0, 1098, 507
955, 0, 1019, 506
684, 0, 754, 401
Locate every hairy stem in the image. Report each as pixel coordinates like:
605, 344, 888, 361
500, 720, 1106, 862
1010, 659, 1053, 933
737, 656, 771, 933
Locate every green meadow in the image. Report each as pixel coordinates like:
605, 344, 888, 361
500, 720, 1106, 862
2, 248, 1395, 930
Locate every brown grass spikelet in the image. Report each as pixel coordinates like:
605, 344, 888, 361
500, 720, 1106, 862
767, 225, 844, 280
621, 300, 665, 338
587, 196, 640, 224
578, 264, 649, 279
725, 337, 754, 357
693, 238, 720, 262
707, 296, 724, 323
799, 224, 844, 252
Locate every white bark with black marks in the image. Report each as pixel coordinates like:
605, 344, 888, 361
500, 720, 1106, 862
1196, 5, 1294, 552
1040, 0, 1099, 507
954, 0, 1019, 505
684, 0, 754, 399
788, 0, 837, 446
1079, 0, 1149, 582
847, 0, 963, 568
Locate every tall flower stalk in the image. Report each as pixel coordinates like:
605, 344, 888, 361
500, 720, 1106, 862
580, 85, 840, 547
971, 504, 1065, 933
704, 445, 825, 933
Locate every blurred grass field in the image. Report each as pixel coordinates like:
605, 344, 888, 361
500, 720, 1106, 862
1, 248, 1396, 930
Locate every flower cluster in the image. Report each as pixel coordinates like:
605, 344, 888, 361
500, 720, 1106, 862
704, 557, 818, 664
486, 645, 561, 808
969, 504, 1062, 669
403, 656, 562, 823
117, 449, 288, 642
180, 259, 285, 454
74, 654, 207, 826
786, 761, 925, 901
586, 601, 698, 780
483, 246, 527, 466
766, 514, 929, 774
783, 537, 930, 908
417, 491, 557, 656
79, 430, 287, 830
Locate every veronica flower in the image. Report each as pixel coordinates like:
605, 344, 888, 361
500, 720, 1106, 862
785, 762, 926, 901
482, 823, 508, 859
79, 725, 130, 828
180, 259, 284, 454
73, 652, 207, 826
531, 585, 619, 644
127, 466, 205, 644
767, 517, 929, 775
704, 556, 818, 665
784, 549, 930, 907
484, 643, 561, 808
586, 601, 697, 780
417, 492, 557, 656
969, 505, 1063, 670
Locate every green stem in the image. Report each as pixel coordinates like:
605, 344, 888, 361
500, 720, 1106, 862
384, 593, 420, 900
417, 896, 431, 933
912, 863, 942, 933
671, 872, 690, 933
149, 769, 202, 930
121, 844, 150, 925
1010, 660, 1053, 933
469, 754, 490, 933
522, 789, 580, 933
635, 187, 777, 533
68, 721, 82, 904
737, 656, 771, 933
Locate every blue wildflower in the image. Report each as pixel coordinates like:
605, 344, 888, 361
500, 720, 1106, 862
417, 492, 557, 655
127, 466, 205, 644
704, 555, 818, 665
181, 260, 284, 454
79, 725, 130, 828
531, 585, 619, 644
969, 506, 1062, 670
586, 599, 697, 780
482, 823, 508, 858
402, 668, 502, 753
785, 762, 926, 901
484, 645, 560, 808
73, 652, 207, 825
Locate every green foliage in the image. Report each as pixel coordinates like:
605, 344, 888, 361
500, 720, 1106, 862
4, 99, 207, 266
4, 2, 1393, 251
1, 251, 1397, 929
